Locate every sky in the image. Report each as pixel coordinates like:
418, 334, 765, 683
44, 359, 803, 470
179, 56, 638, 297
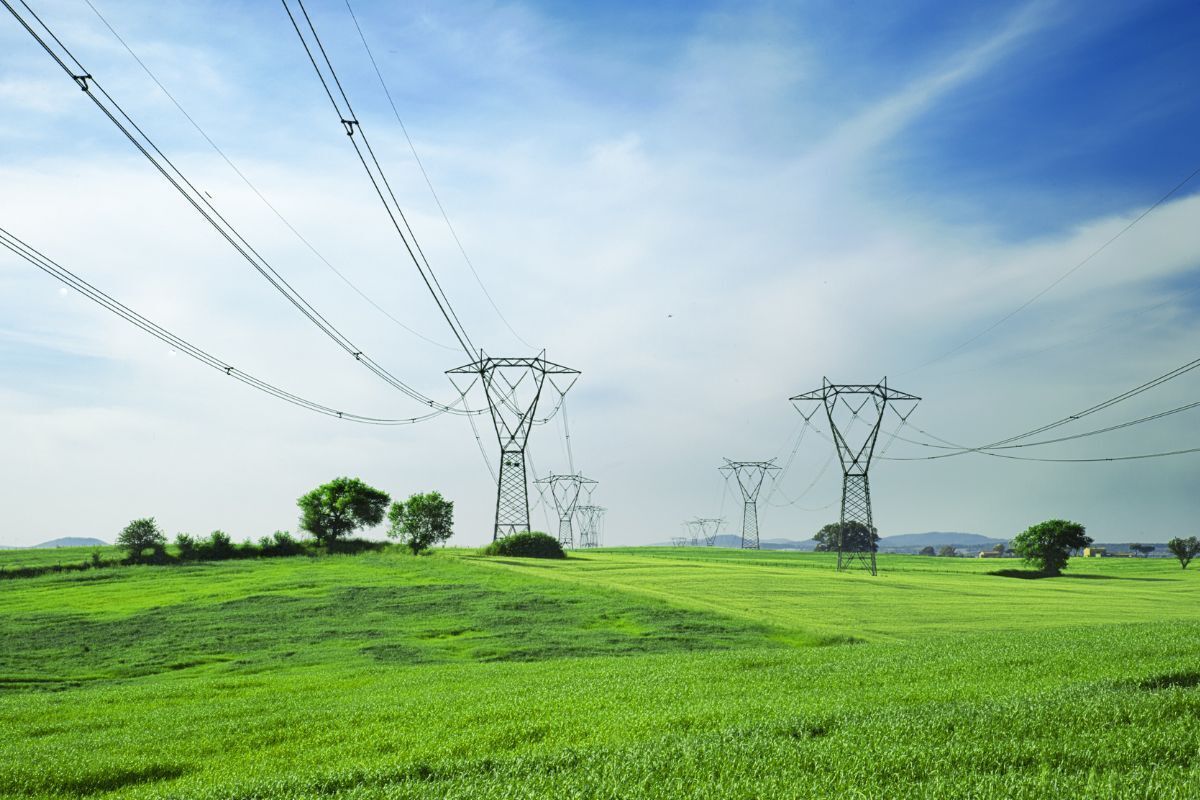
1, 0, 1198, 548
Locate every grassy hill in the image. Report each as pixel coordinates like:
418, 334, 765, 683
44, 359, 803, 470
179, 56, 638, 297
2, 547, 1198, 798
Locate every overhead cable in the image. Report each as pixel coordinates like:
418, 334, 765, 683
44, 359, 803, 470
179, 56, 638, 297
282, 0, 476, 359
3, 0, 476, 416
82, 0, 456, 352
0, 225, 441, 425
342, 0, 535, 351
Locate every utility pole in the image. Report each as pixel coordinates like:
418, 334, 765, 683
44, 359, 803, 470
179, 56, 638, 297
790, 378, 919, 576
534, 472, 596, 549
448, 352, 579, 540
718, 460, 780, 550
686, 517, 724, 547
576, 504, 605, 548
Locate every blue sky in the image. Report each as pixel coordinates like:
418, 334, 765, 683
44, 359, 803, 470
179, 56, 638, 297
1, 0, 1199, 546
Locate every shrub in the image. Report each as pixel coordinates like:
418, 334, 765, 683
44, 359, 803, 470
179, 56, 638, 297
195, 530, 236, 561
175, 533, 198, 560
482, 531, 566, 559
259, 530, 306, 558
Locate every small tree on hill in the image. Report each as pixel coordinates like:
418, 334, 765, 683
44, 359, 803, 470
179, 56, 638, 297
117, 517, 166, 563
938, 545, 957, 558
919, 545, 936, 556
813, 521, 879, 552
1167, 536, 1200, 570
1011, 519, 1091, 576
387, 491, 454, 554
297, 477, 390, 545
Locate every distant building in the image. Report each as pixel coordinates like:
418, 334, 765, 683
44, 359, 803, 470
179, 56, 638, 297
1083, 547, 1107, 557
976, 551, 1003, 558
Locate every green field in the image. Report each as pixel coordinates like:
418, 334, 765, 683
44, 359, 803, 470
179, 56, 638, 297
2, 547, 1198, 798
0, 546, 120, 571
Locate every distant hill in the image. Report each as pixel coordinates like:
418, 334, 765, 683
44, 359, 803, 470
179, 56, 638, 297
2, 537, 110, 549
879, 532, 1002, 549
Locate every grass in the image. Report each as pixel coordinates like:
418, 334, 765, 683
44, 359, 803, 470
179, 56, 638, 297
1, 546, 1198, 798
0, 545, 120, 571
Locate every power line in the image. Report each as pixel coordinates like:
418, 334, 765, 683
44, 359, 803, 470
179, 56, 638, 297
282, 0, 476, 360
81, 0, 456, 352
905, 165, 1200, 374
342, 0, 536, 351
885, 354, 1200, 463
0, 225, 441, 425
3, 0, 476, 417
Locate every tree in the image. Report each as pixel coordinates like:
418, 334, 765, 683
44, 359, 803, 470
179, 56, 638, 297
938, 545, 957, 558
919, 545, 936, 556
387, 491, 454, 554
992, 542, 1006, 555
117, 517, 166, 562
1130, 543, 1155, 557
1010, 519, 1091, 576
297, 477, 390, 545
1167, 536, 1200, 570
812, 521, 879, 552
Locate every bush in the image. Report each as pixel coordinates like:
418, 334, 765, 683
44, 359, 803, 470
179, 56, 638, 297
175, 533, 198, 560
194, 530, 236, 561
258, 530, 306, 558
482, 531, 566, 559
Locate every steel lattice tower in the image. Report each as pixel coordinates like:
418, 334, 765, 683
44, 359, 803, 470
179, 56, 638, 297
448, 352, 579, 540
790, 378, 919, 575
576, 504, 606, 548
535, 472, 596, 549
686, 517, 724, 547
718, 460, 779, 549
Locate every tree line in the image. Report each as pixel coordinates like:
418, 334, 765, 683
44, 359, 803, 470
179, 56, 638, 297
810, 519, 1200, 574
116, 476, 454, 563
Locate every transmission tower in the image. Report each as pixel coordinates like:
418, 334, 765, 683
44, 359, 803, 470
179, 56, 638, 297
718, 460, 780, 549
687, 517, 724, 547
534, 472, 597, 549
448, 352, 579, 540
576, 504, 606, 548
790, 378, 919, 576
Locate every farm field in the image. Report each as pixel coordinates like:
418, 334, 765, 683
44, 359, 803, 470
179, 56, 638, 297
0, 546, 121, 571
2, 547, 1199, 799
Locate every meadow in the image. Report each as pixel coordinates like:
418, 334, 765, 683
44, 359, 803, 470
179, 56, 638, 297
1, 546, 1198, 799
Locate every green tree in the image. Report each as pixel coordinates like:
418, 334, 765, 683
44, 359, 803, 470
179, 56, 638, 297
117, 517, 166, 562
919, 545, 936, 556
1011, 519, 1091, 576
812, 521, 879, 552
992, 542, 1006, 555
297, 477, 390, 545
1167, 536, 1200, 570
938, 545, 957, 558
387, 491, 454, 554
